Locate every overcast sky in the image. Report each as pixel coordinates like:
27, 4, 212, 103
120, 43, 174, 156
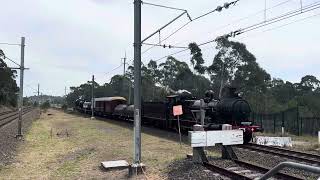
0, 0, 319, 96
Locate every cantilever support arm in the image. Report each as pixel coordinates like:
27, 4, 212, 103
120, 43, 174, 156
141, 11, 188, 43
260, 161, 320, 180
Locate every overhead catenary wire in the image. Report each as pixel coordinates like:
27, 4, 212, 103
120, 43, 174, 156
105, 0, 318, 79
152, 1, 320, 63
104, 0, 241, 76
142, 1, 188, 12
237, 1, 320, 34
3, 56, 21, 67
170, 0, 295, 47
141, 0, 241, 55
142, 42, 187, 49
237, 12, 320, 40
0, 42, 21, 46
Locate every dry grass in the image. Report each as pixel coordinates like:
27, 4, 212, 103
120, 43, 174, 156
0, 109, 219, 179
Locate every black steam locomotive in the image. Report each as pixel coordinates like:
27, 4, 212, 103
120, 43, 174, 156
75, 86, 262, 143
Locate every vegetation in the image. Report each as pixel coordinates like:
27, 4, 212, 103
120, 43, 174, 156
63, 37, 319, 116
0, 109, 194, 179
40, 100, 50, 109
0, 49, 19, 107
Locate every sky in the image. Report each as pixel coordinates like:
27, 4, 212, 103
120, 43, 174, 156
0, 0, 319, 97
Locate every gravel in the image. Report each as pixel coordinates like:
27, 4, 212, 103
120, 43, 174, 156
234, 147, 320, 179
0, 109, 39, 166
164, 145, 319, 180
166, 158, 230, 180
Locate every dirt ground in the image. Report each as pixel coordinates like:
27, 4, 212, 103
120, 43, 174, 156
0, 109, 216, 179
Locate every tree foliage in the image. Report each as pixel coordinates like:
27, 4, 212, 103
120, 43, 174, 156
65, 38, 320, 117
0, 50, 19, 107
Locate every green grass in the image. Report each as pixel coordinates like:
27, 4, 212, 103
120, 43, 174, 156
0, 109, 204, 179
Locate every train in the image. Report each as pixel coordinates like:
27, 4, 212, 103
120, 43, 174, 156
74, 86, 263, 143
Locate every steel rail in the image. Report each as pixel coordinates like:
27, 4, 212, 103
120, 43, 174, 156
233, 159, 303, 180
0, 111, 18, 121
203, 162, 253, 180
0, 108, 34, 128
0, 110, 15, 116
248, 143, 320, 160
239, 144, 320, 165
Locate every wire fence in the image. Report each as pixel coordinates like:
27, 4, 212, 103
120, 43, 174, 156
251, 107, 320, 136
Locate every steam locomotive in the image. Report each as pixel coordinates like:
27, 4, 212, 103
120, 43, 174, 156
74, 86, 262, 143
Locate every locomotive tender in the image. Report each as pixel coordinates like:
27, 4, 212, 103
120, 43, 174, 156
75, 86, 262, 143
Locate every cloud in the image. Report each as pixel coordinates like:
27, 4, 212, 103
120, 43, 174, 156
0, 0, 319, 96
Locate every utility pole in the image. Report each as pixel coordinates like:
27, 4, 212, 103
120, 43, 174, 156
16, 37, 25, 139
121, 52, 130, 103
37, 83, 40, 104
64, 86, 66, 97
91, 75, 95, 119
132, 0, 143, 173
122, 52, 127, 76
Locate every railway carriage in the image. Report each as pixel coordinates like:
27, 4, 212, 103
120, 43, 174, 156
94, 97, 127, 116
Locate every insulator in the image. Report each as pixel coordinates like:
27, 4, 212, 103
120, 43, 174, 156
224, 3, 230, 9
216, 6, 223, 12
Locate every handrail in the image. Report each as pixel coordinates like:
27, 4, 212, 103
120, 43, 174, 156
259, 161, 320, 180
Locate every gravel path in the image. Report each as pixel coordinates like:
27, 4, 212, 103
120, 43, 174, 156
0, 109, 39, 166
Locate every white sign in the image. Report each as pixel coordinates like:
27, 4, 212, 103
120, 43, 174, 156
254, 136, 292, 147
189, 130, 243, 147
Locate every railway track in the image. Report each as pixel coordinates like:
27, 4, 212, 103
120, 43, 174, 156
0, 109, 15, 116
0, 107, 34, 128
238, 143, 320, 165
204, 159, 303, 180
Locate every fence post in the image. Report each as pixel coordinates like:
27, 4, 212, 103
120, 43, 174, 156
273, 114, 276, 134
300, 116, 303, 136
260, 114, 263, 129
296, 106, 300, 136
281, 111, 285, 136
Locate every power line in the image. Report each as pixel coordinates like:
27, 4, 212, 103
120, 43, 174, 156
0, 42, 21, 46
237, 12, 320, 40
142, 1, 188, 12
263, 12, 320, 33
170, 0, 295, 47
142, 42, 187, 49
152, 2, 320, 63
238, 1, 320, 34
4, 56, 21, 67
105, 64, 122, 75
141, 0, 241, 55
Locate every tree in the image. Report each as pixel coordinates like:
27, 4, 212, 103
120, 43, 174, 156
0, 50, 19, 106
189, 42, 206, 74
300, 75, 320, 92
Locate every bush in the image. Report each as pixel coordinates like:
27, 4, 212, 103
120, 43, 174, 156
40, 100, 50, 109
61, 104, 67, 110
